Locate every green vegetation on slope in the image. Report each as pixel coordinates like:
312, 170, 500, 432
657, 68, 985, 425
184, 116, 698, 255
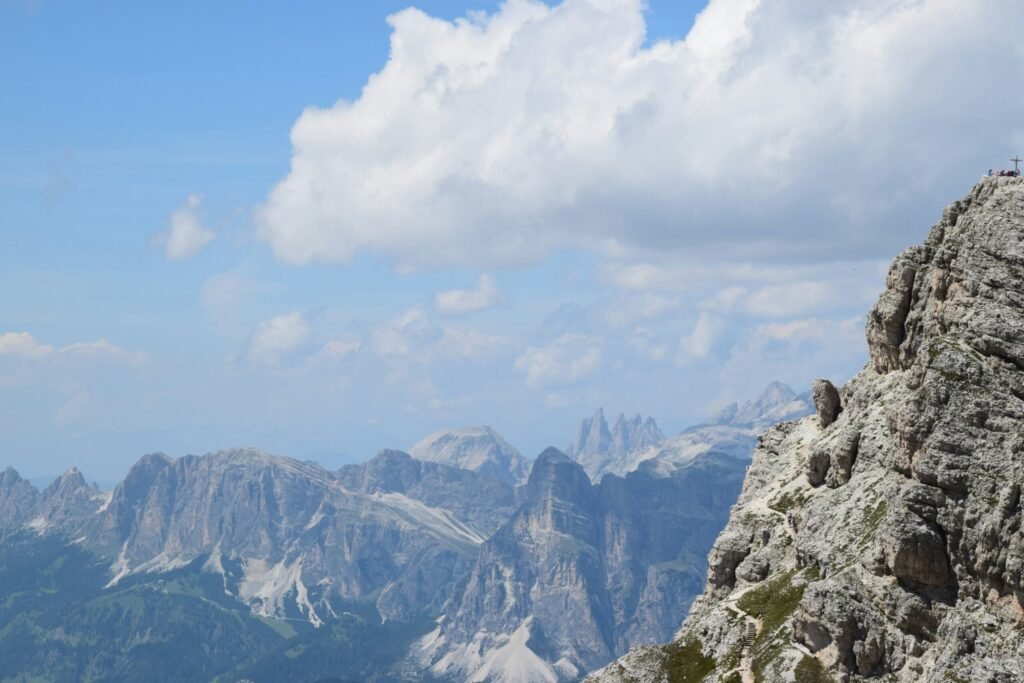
663, 638, 716, 683
0, 532, 439, 683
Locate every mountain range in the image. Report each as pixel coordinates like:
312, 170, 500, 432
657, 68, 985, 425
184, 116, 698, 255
0, 381, 805, 682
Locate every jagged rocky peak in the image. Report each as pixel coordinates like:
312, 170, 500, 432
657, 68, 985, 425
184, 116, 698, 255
0, 466, 39, 529
588, 177, 1024, 683
568, 408, 665, 481
409, 424, 529, 486
710, 380, 811, 428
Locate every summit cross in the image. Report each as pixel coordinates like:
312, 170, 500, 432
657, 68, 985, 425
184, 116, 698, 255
1012, 156, 1023, 174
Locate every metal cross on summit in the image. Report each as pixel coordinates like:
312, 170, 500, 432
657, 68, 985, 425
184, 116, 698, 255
1013, 156, 1023, 174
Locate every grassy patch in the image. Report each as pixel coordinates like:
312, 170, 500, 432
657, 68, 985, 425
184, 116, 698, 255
720, 642, 743, 671
862, 499, 888, 537
794, 655, 830, 683
737, 570, 805, 644
751, 635, 787, 682
769, 488, 806, 515
662, 638, 716, 683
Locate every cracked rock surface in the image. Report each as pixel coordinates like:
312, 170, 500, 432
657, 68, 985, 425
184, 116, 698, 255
587, 177, 1024, 683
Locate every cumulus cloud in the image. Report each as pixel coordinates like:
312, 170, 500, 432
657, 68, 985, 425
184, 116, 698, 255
0, 332, 54, 359
0, 332, 146, 365
744, 282, 834, 318
435, 274, 503, 314
249, 312, 312, 364
160, 194, 214, 261
370, 308, 433, 358
370, 307, 507, 363
259, 0, 1024, 271
515, 334, 602, 388
679, 313, 720, 360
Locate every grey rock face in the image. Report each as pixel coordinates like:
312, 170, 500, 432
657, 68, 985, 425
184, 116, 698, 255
2, 447, 517, 628
338, 448, 517, 537
421, 447, 747, 682
588, 177, 1024, 683
568, 409, 665, 481
812, 378, 842, 427
409, 425, 530, 486
0, 467, 39, 529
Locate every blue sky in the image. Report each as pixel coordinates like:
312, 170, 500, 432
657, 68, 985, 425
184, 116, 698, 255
2, 0, 1021, 479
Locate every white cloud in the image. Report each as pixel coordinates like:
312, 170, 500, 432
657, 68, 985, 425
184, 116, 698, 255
370, 308, 432, 358
679, 313, 720, 360
201, 271, 261, 309
0, 332, 54, 359
369, 307, 507, 364
744, 282, 834, 318
604, 292, 679, 327
0, 331, 146, 365
514, 334, 602, 388
438, 328, 508, 361
258, 0, 1024, 270
435, 274, 503, 314
249, 312, 311, 364
160, 194, 214, 261
54, 384, 90, 426
60, 339, 148, 366
319, 338, 362, 358
754, 317, 862, 343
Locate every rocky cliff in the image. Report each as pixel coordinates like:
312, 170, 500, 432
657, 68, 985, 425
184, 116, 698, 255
588, 177, 1024, 682
568, 409, 666, 481
419, 447, 747, 682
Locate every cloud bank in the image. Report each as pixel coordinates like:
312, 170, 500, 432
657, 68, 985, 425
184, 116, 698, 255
259, 0, 1024, 271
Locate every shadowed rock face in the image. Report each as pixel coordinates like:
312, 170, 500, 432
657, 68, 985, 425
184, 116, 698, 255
421, 447, 747, 682
588, 178, 1024, 683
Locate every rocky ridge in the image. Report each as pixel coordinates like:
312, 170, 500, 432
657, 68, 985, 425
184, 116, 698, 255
587, 177, 1024, 682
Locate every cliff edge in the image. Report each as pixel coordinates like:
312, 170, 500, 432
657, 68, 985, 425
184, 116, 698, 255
588, 176, 1024, 682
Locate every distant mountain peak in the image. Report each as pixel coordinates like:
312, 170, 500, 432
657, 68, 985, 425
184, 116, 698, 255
409, 425, 529, 486
567, 408, 665, 481
708, 380, 811, 429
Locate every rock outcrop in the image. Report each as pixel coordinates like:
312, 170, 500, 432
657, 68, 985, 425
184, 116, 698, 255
588, 177, 1024, 683
568, 409, 666, 481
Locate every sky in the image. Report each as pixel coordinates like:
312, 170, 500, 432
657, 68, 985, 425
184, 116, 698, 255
2, 0, 1023, 480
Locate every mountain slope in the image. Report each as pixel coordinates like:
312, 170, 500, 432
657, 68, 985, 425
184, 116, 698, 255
589, 177, 1024, 682
0, 448, 518, 627
420, 447, 748, 681
410, 425, 531, 486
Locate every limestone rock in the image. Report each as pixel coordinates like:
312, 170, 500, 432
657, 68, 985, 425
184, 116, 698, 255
588, 177, 1024, 683
812, 378, 842, 427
